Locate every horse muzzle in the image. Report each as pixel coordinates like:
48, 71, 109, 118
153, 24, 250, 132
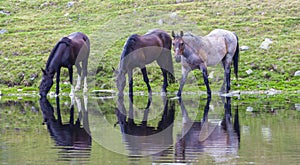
175, 55, 181, 63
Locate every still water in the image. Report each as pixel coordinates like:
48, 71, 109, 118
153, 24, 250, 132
0, 93, 299, 164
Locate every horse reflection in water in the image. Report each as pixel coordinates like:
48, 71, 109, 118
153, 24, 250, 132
176, 97, 240, 163
39, 96, 91, 161
115, 96, 175, 157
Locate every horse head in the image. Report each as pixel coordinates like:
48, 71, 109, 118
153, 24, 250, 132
39, 68, 54, 97
172, 31, 184, 63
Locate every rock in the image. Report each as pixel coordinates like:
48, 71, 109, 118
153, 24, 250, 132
260, 38, 273, 50
208, 71, 214, 79
295, 104, 300, 111
246, 106, 253, 112
240, 45, 249, 51
157, 19, 163, 25
0, 10, 10, 15
40, 2, 50, 8
67, 1, 74, 7
294, 70, 300, 76
246, 69, 253, 75
0, 29, 8, 34
170, 12, 177, 19
30, 73, 38, 80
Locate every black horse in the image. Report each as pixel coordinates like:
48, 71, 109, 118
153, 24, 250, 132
39, 96, 91, 160
39, 32, 90, 97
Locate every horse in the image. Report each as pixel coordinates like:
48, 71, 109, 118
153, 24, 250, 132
115, 96, 175, 156
39, 96, 91, 160
175, 96, 240, 162
39, 32, 90, 97
115, 29, 175, 97
171, 29, 239, 97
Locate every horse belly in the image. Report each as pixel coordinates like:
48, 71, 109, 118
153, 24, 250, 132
207, 53, 224, 66
205, 37, 226, 66
143, 47, 162, 65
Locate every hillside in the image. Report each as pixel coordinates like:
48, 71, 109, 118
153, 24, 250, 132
0, 0, 299, 94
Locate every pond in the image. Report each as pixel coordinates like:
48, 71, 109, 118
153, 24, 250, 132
0, 92, 299, 164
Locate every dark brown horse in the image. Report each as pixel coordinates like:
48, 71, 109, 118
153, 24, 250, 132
115, 96, 175, 156
172, 29, 239, 97
116, 29, 175, 97
39, 32, 90, 97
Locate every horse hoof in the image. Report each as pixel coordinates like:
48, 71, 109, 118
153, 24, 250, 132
176, 92, 181, 97
83, 88, 88, 93
69, 92, 75, 97
160, 92, 166, 97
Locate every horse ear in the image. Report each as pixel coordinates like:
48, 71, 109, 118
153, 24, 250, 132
171, 31, 175, 38
113, 67, 119, 75
180, 31, 184, 37
41, 68, 46, 74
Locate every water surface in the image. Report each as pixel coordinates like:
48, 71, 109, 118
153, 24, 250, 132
0, 93, 299, 164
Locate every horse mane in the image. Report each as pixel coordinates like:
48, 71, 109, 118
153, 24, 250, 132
183, 33, 203, 46
46, 37, 71, 69
120, 34, 139, 60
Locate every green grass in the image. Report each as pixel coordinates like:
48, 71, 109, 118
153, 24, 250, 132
0, 0, 299, 94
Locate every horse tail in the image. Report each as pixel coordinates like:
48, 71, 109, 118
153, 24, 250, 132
120, 34, 138, 60
233, 33, 239, 80
161, 33, 175, 84
83, 34, 90, 57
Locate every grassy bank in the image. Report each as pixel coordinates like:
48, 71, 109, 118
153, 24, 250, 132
0, 0, 299, 95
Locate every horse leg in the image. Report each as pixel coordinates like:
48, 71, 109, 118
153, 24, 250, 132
56, 69, 60, 96
177, 67, 190, 97
141, 67, 152, 96
200, 64, 211, 97
160, 68, 168, 94
68, 66, 75, 97
128, 70, 134, 97
222, 59, 231, 93
225, 65, 231, 93
82, 58, 88, 93
75, 63, 82, 91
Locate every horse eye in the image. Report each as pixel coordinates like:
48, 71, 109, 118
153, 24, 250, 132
180, 43, 184, 46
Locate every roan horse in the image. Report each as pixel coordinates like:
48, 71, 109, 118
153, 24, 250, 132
116, 29, 175, 97
39, 32, 90, 97
172, 29, 239, 97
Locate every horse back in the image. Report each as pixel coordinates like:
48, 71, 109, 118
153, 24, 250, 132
68, 32, 90, 64
122, 29, 172, 67
204, 29, 237, 66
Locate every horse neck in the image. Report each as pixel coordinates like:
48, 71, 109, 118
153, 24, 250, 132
46, 45, 65, 74
183, 44, 198, 59
183, 36, 206, 59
